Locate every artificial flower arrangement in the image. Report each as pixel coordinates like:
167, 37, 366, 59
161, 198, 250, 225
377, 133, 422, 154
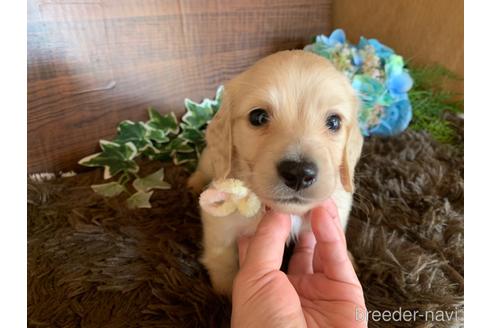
79, 29, 415, 208
304, 29, 413, 136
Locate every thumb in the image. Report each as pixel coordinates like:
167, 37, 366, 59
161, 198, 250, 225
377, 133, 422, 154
237, 235, 251, 268
312, 200, 359, 284
240, 211, 291, 275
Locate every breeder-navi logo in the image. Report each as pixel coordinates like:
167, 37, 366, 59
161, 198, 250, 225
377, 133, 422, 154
355, 306, 462, 323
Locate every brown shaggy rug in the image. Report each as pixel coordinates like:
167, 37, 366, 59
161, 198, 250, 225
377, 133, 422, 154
28, 124, 463, 327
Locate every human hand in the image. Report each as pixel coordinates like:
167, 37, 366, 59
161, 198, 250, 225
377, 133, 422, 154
231, 199, 367, 328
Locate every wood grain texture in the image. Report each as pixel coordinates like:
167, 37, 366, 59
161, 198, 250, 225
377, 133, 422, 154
332, 0, 463, 94
28, 0, 332, 173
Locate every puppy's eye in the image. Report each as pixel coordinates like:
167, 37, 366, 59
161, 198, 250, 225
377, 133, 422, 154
249, 108, 269, 126
326, 114, 341, 131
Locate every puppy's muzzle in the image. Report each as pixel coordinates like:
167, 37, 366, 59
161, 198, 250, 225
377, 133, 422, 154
276, 159, 318, 191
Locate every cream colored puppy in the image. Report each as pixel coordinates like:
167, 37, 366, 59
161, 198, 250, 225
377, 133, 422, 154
188, 50, 363, 295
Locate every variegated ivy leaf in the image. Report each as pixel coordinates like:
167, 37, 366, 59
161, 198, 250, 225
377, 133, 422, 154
211, 85, 224, 114
114, 121, 157, 152
143, 140, 175, 161
132, 168, 171, 192
180, 85, 222, 137
180, 124, 205, 146
195, 142, 206, 154
168, 137, 195, 154
146, 146, 173, 161
91, 182, 125, 197
182, 98, 215, 129
174, 150, 198, 166
147, 108, 179, 141
78, 140, 139, 179
126, 190, 154, 209
146, 128, 170, 144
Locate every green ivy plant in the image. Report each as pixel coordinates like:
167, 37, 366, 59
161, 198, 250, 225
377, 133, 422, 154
79, 86, 223, 208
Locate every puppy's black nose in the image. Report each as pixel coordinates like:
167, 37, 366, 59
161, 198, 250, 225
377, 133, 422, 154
277, 160, 318, 191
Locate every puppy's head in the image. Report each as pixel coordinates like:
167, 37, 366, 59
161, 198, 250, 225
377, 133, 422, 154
206, 50, 363, 215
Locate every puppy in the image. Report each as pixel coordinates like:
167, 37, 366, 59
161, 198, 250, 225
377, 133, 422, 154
188, 50, 363, 295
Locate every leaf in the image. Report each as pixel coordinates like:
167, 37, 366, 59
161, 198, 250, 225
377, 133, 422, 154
182, 98, 215, 128
142, 139, 174, 161
114, 121, 156, 152
211, 85, 224, 113
179, 125, 205, 144
118, 172, 131, 186
168, 137, 195, 154
146, 128, 170, 144
78, 141, 139, 179
147, 108, 180, 140
194, 140, 206, 154
174, 151, 197, 165
91, 182, 125, 197
132, 168, 171, 192
148, 148, 173, 161
126, 191, 154, 209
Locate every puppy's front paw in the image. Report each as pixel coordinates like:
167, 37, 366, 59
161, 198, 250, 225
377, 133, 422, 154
187, 171, 208, 194
201, 248, 238, 297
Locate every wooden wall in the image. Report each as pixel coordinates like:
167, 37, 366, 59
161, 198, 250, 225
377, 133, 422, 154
28, 0, 332, 173
332, 0, 463, 93
28, 0, 464, 173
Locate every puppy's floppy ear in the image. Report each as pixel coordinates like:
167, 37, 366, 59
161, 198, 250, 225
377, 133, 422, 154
339, 119, 364, 193
205, 86, 233, 179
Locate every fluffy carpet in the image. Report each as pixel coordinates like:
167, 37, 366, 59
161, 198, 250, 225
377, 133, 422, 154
28, 122, 463, 327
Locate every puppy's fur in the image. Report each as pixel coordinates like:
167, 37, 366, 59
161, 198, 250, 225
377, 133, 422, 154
188, 50, 363, 295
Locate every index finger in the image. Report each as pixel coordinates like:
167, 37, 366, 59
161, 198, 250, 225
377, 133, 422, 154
241, 211, 291, 276
312, 200, 360, 285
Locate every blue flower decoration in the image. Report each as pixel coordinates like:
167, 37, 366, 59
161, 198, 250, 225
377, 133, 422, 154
304, 29, 414, 137
387, 72, 413, 97
316, 29, 346, 47
358, 37, 395, 59
369, 99, 412, 136
367, 39, 395, 60
351, 48, 363, 67
352, 76, 391, 109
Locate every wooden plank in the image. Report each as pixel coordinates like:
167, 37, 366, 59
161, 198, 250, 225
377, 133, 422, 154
28, 0, 332, 173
